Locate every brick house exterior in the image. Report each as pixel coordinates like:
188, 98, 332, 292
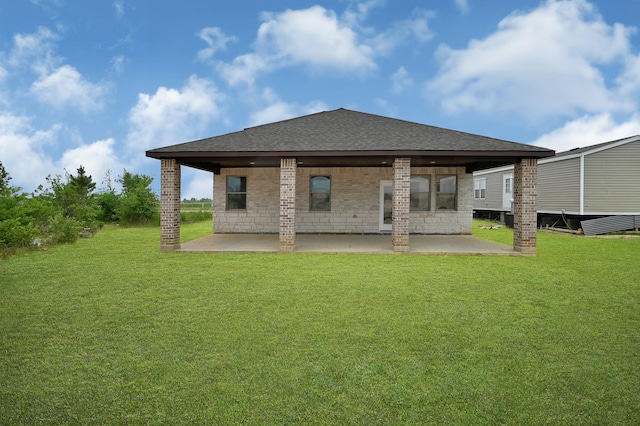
147, 108, 554, 254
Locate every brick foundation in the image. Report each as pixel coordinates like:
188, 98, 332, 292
392, 158, 410, 252
160, 159, 181, 252
279, 158, 297, 251
513, 158, 537, 255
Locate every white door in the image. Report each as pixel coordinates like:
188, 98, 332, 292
379, 181, 393, 231
502, 173, 513, 210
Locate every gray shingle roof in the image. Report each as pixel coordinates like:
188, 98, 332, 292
146, 108, 554, 155
553, 135, 640, 158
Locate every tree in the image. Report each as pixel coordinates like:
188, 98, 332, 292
65, 166, 98, 224
117, 170, 159, 225
96, 169, 120, 223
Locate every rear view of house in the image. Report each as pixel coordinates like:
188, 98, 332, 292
474, 135, 640, 230
147, 108, 554, 254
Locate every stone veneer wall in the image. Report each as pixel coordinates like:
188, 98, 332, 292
214, 166, 473, 234
410, 167, 473, 235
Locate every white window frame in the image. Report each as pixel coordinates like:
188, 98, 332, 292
474, 177, 486, 200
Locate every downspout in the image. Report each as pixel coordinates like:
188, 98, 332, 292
579, 154, 585, 215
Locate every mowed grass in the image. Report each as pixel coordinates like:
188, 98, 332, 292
1, 221, 639, 424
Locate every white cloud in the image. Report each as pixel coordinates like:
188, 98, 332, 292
29, 0, 63, 15
0, 112, 58, 192
368, 9, 434, 54
0, 66, 7, 83
217, 53, 269, 87
391, 66, 413, 94
257, 6, 375, 70
455, 0, 469, 14
110, 55, 125, 76
127, 75, 224, 154
341, 0, 384, 27
217, 5, 376, 86
248, 98, 328, 127
215, 4, 435, 87
114, 0, 124, 20
531, 113, 640, 152
617, 54, 640, 97
196, 27, 237, 61
7, 26, 59, 73
31, 65, 107, 113
427, 0, 637, 119
59, 138, 119, 183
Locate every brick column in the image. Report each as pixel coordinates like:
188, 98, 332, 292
279, 158, 297, 252
392, 157, 410, 252
160, 159, 181, 252
513, 158, 537, 255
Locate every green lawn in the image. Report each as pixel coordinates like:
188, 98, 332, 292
1, 221, 639, 424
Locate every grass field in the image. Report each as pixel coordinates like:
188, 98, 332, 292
1, 221, 639, 424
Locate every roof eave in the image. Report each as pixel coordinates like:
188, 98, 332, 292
146, 149, 555, 160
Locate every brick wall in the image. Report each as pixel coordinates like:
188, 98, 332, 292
513, 158, 538, 255
214, 166, 473, 235
279, 158, 296, 251
392, 158, 411, 251
160, 159, 181, 252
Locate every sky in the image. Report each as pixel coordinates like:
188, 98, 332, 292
1, 0, 639, 199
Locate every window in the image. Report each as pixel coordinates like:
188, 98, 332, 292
410, 176, 430, 211
226, 176, 246, 210
505, 177, 512, 193
310, 176, 330, 211
436, 175, 457, 210
474, 177, 486, 200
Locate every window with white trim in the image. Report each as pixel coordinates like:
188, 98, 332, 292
474, 177, 486, 200
505, 177, 512, 193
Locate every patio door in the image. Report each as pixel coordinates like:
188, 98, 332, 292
379, 181, 393, 231
502, 173, 513, 210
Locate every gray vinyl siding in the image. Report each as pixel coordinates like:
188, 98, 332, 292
473, 169, 510, 211
583, 140, 640, 213
538, 158, 580, 213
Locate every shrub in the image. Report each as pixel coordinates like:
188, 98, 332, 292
117, 171, 159, 225
0, 218, 37, 250
46, 214, 81, 244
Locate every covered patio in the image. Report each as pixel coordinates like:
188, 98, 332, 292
147, 108, 555, 255
178, 233, 516, 255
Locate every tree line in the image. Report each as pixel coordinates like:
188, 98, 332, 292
0, 161, 158, 253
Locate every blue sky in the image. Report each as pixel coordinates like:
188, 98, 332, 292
1, 0, 639, 199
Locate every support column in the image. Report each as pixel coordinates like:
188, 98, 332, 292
513, 158, 538, 255
392, 157, 411, 252
279, 158, 297, 252
160, 159, 181, 252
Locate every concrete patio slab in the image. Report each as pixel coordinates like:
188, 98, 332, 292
178, 234, 516, 255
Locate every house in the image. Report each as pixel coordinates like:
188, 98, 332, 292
473, 135, 640, 228
146, 108, 554, 254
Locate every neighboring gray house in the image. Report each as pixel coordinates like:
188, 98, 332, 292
146, 108, 554, 254
473, 135, 640, 224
